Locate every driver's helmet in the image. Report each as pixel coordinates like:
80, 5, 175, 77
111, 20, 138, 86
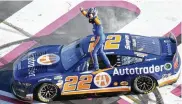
86, 7, 98, 18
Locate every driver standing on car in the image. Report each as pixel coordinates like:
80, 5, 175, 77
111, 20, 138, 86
80, 7, 113, 70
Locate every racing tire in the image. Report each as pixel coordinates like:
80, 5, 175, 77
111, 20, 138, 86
35, 83, 59, 103
133, 75, 156, 94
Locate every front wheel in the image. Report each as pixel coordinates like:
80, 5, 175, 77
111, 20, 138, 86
133, 75, 156, 94
36, 83, 59, 103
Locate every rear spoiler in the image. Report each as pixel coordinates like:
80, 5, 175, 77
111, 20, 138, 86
165, 33, 180, 71
162, 32, 177, 56
166, 32, 177, 44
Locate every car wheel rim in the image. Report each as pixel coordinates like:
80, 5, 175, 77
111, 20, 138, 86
40, 84, 57, 100
136, 76, 154, 92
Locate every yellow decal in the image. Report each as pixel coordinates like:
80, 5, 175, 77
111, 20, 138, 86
62, 75, 93, 92
104, 35, 121, 50
88, 35, 122, 52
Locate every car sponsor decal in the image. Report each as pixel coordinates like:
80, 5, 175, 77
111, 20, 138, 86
113, 63, 172, 76
164, 63, 172, 71
28, 54, 35, 68
62, 72, 112, 93
105, 52, 115, 54
54, 75, 63, 80
88, 34, 122, 52
120, 81, 129, 86
132, 38, 137, 48
162, 73, 172, 79
37, 54, 60, 65
113, 82, 118, 86
28, 53, 36, 77
125, 35, 131, 50
38, 78, 52, 82
104, 35, 122, 50
94, 72, 111, 88
134, 52, 148, 57
62, 75, 93, 92
56, 80, 63, 88
28, 68, 36, 77
145, 58, 157, 61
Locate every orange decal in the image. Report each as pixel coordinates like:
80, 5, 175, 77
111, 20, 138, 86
37, 54, 60, 65
63, 76, 78, 92
63, 75, 93, 92
104, 35, 121, 50
88, 35, 122, 52
159, 75, 180, 87
77, 75, 93, 90
120, 81, 129, 86
94, 72, 111, 88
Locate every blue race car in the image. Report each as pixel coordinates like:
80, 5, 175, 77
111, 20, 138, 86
11, 33, 181, 102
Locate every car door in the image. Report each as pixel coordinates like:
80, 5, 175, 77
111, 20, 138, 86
112, 55, 144, 87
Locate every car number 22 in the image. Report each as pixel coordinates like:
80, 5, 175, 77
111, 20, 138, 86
88, 35, 122, 52
62, 75, 93, 92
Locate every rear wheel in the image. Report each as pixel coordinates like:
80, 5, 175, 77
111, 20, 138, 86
36, 83, 59, 103
133, 75, 156, 94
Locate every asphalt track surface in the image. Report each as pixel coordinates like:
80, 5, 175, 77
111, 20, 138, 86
0, 1, 181, 104
0, 1, 31, 92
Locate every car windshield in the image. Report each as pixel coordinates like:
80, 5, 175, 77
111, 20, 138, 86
131, 36, 161, 55
61, 39, 84, 71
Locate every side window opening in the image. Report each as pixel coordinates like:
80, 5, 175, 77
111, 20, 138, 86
88, 55, 117, 69
119, 56, 143, 66
87, 55, 143, 70
74, 55, 143, 72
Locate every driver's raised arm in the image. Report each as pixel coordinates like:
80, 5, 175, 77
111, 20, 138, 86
80, 7, 87, 17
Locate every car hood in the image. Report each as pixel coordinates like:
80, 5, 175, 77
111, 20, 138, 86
13, 45, 63, 79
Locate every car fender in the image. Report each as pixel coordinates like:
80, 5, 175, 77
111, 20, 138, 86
32, 80, 58, 93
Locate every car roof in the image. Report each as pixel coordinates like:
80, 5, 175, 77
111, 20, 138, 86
80, 33, 161, 57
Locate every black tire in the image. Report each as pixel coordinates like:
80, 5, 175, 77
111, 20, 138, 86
35, 83, 59, 103
133, 75, 156, 94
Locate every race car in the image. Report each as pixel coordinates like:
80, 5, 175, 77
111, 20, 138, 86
11, 33, 181, 102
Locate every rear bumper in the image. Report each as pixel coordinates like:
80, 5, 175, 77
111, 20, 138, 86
158, 43, 181, 87
157, 68, 181, 87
